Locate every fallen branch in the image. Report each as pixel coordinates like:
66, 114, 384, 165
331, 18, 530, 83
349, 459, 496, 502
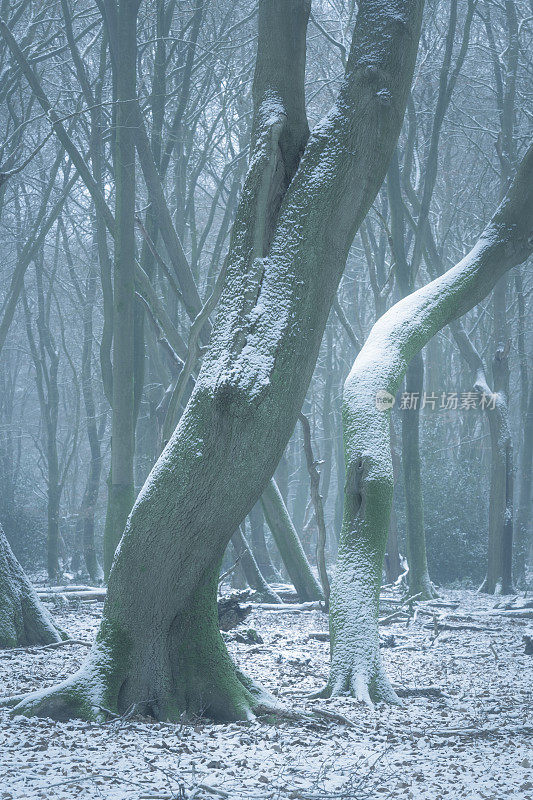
310, 707, 357, 728
0, 638, 91, 655
36, 589, 106, 601
423, 623, 493, 632
251, 601, 322, 612
395, 687, 445, 698
429, 725, 533, 739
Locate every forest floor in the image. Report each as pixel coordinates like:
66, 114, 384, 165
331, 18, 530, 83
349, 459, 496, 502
0, 586, 532, 800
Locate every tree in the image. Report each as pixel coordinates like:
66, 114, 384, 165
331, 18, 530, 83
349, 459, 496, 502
325, 141, 533, 704
7, 0, 424, 722
0, 523, 64, 648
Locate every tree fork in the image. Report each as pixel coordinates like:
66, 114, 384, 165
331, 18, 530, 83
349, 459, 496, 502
9, 0, 425, 722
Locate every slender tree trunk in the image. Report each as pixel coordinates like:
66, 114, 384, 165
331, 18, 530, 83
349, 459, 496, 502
385, 417, 402, 583
402, 353, 435, 597
261, 479, 324, 602
479, 342, 514, 594
248, 501, 278, 583
103, 0, 141, 577
9, 0, 425, 723
516, 381, 533, 585
230, 527, 281, 603
299, 413, 330, 608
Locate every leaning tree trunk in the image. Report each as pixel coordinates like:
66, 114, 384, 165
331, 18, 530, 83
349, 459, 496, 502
261, 478, 324, 602
0, 524, 64, 648
230, 526, 281, 603
324, 141, 533, 704
8, 0, 425, 722
248, 501, 279, 583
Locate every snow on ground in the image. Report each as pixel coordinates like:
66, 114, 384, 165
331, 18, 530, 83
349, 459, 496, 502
0, 588, 532, 799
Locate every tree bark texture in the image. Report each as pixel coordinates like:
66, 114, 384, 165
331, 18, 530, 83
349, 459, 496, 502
326, 141, 533, 704
9, 0, 425, 722
0, 524, 64, 648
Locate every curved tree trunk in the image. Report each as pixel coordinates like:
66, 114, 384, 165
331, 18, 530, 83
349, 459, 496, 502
0, 524, 64, 648
9, 0, 425, 722
325, 142, 533, 704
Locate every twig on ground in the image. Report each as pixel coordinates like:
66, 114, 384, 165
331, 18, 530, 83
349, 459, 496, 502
0, 639, 91, 655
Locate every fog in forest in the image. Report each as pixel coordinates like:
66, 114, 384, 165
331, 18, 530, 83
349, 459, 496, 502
0, 1, 531, 798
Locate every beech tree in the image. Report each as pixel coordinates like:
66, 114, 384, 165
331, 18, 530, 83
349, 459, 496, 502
325, 141, 533, 704
0, 523, 64, 648
6, 0, 424, 721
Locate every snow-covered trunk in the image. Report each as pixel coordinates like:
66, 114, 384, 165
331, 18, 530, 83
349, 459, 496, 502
261, 478, 323, 602
385, 418, 402, 583
9, 0, 425, 722
326, 142, 533, 703
0, 524, 64, 648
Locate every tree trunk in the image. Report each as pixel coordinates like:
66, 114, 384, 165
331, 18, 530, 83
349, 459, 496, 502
299, 413, 330, 608
248, 501, 279, 583
516, 381, 533, 585
325, 142, 533, 704
262, 478, 324, 603
9, 0, 425, 722
230, 527, 281, 603
385, 417, 402, 583
479, 343, 514, 594
103, 0, 141, 577
0, 524, 64, 648
402, 353, 435, 598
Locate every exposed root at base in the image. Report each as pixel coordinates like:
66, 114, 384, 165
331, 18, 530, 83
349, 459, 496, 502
315, 664, 402, 708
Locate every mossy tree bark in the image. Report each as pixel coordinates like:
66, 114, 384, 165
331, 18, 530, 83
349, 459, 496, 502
326, 141, 533, 704
10, 0, 425, 722
261, 478, 324, 603
0, 524, 64, 648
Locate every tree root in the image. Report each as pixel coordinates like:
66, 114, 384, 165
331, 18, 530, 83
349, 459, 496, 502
313, 662, 402, 707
